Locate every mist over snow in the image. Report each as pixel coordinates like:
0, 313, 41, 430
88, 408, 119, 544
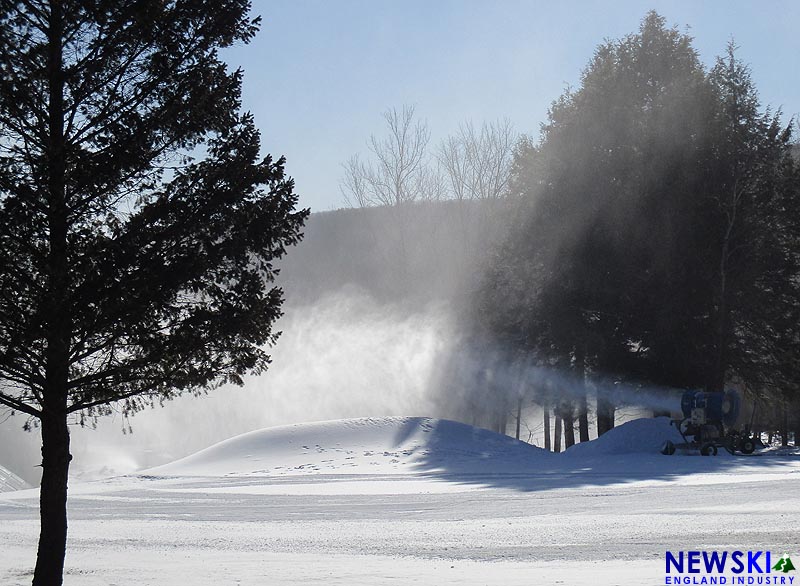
0, 200, 712, 484
1, 203, 504, 483
62, 291, 454, 481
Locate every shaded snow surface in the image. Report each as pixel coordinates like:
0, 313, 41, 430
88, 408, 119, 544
564, 416, 686, 456
0, 464, 28, 493
149, 416, 553, 477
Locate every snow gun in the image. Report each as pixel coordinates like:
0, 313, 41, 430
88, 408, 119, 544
660, 389, 757, 456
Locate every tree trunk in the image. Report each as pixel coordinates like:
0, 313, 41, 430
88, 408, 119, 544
575, 344, 589, 443
710, 257, 729, 393
35, 4, 72, 584
781, 399, 789, 447
597, 394, 615, 437
515, 397, 522, 440
543, 404, 551, 451
33, 411, 72, 586
562, 403, 575, 449
495, 402, 508, 436
577, 395, 589, 442
553, 415, 562, 453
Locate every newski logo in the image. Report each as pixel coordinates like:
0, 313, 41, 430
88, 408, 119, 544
668, 551, 774, 574
665, 551, 796, 585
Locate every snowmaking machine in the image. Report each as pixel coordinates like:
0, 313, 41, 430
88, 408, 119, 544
660, 390, 757, 456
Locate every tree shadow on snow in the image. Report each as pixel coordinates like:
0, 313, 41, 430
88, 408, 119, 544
398, 418, 797, 493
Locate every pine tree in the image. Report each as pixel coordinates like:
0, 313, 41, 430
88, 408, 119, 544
0, 2, 307, 584
476, 12, 800, 429
705, 43, 800, 394
479, 11, 716, 427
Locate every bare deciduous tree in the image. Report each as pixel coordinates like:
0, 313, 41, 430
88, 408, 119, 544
342, 109, 517, 207
340, 155, 371, 208
438, 119, 517, 201
341, 105, 436, 207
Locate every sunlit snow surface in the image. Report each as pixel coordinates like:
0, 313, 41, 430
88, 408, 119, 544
149, 416, 553, 477
2, 416, 799, 585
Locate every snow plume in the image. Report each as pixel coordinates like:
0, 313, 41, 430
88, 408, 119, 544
0, 290, 453, 481
0, 290, 687, 484
0, 199, 508, 484
0, 413, 42, 485
514, 366, 684, 415
431, 344, 685, 427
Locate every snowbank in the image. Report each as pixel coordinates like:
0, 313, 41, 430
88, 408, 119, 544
564, 416, 685, 456
0, 464, 29, 492
148, 416, 552, 477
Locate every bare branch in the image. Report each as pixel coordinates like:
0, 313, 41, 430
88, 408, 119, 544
340, 105, 434, 207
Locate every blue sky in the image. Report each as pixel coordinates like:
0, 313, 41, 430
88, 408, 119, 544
225, 1, 800, 212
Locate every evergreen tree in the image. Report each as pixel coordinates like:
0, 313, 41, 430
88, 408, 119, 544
477, 12, 800, 433
480, 12, 715, 426
0, 2, 307, 584
705, 43, 800, 394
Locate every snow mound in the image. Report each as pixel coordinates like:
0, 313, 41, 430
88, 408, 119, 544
564, 417, 684, 456
148, 416, 552, 477
0, 463, 29, 492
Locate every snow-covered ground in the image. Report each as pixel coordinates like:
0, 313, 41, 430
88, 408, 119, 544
0, 464, 28, 493
1, 416, 799, 585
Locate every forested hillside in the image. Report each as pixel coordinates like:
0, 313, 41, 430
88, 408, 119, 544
277, 198, 514, 308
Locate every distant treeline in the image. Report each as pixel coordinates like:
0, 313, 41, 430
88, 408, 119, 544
277, 198, 514, 309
